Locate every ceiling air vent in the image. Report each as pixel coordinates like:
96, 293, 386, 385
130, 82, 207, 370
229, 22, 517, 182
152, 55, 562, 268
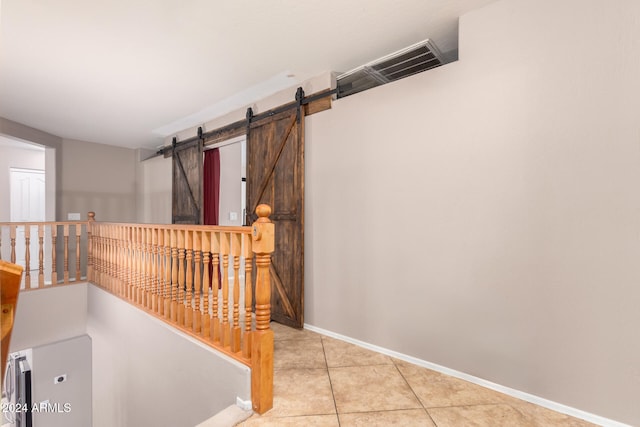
336, 39, 444, 99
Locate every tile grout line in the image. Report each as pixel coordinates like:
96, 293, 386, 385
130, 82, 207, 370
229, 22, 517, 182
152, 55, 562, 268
320, 336, 342, 427
392, 358, 440, 427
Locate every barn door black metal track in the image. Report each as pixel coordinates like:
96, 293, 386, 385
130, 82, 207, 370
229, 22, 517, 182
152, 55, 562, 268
158, 87, 336, 156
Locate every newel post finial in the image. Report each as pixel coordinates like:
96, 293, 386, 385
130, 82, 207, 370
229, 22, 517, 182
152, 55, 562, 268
250, 204, 274, 414
255, 204, 271, 223
88, 212, 95, 222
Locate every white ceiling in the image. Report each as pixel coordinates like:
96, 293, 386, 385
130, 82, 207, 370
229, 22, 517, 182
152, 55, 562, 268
0, 0, 497, 150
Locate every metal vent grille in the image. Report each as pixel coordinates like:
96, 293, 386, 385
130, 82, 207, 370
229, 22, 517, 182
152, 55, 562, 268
336, 39, 444, 98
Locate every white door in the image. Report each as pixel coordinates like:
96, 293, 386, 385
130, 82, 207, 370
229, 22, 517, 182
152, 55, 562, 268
10, 168, 46, 269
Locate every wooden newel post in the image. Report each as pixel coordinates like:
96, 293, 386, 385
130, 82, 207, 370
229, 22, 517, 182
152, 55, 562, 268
87, 212, 95, 282
251, 204, 274, 414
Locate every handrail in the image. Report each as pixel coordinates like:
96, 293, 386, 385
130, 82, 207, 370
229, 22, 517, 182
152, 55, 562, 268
0, 206, 275, 414
0, 219, 90, 289
88, 205, 275, 414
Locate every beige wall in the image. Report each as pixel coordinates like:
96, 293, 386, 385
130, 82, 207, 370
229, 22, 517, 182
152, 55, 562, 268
135, 153, 172, 223
10, 284, 88, 352
60, 138, 137, 222
87, 285, 250, 427
0, 119, 137, 223
304, 0, 640, 425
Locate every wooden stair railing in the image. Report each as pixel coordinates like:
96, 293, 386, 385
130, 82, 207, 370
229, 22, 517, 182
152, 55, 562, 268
1, 260, 24, 388
89, 205, 275, 414
0, 218, 91, 289
0, 208, 276, 414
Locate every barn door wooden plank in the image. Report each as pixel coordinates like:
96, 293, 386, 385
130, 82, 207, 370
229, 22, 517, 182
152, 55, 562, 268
172, 140, 203, 224
247, 109, 305, 328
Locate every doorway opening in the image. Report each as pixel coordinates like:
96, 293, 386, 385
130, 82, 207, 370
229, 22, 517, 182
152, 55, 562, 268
205, 135, 246, 226
10, 168, 46, 270
0, 136, 56, 284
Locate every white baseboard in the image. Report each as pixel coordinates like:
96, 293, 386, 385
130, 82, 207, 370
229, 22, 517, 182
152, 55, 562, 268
304, 323, 631, 427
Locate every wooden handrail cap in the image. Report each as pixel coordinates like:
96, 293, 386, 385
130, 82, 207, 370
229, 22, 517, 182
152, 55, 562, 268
255, 205, 271, 222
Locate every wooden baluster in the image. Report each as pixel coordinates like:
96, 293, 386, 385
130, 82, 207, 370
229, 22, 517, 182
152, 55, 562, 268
128, 227, 135, 300
147, 227, 154, 308
112, 226, 116, 291
10, 225, 16, 264
118, 225, 124, 296
111, 225, 115, 291
24, 225, 31, 288
108, 226, 113, 292
137, 227, 143, 305
185, 230, 193, 329
136, 227, 142, 304
51, 224, 58, 285
94, 225, 100, 287
164, 229, 172, 320
156, 228, 164, 316
177, 229, 186, 326
105, 226, 110, 290
103, 225, 109, 291
144, 227, 151, 308
130, 227, 136, 300
106, 226, 111, 290
87, 212, 95, 282
120, 225, 127, 296
221, 232, 231, 347
108, 226, 114, 291
101, 226, 106, 288
103, 225, 109, 290
99, 225, 104, 287
193, 230, 202, 333
170, 229, 178, 323
38, 225, 44, 287
108, 225, 114, 291
118, 226, 124, 295
127, 227, 133, 298
151, 228, 159, 313
109, 226, 114, 290
122, 227, 127, 296
231, 232, 242, 353
201, 231, 211, 338
242, 234, 254, 359
139, 227, 145, 304
89, 224, 95, 285
210, 232, 221, 343
139, 226, 144, 303
111, 226, 114, 290
124, 226, 129, 296
251, 204, 275, 414
63, 224, 70, 284
95, 225, 101, 287
112, 227, 116, 290
75, 224, 82, 281
105, 226, 110, 289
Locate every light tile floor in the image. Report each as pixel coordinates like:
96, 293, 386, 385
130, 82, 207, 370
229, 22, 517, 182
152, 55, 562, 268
238, 323, 598, 427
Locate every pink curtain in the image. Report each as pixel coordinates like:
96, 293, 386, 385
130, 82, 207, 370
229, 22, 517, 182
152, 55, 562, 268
203, 148, 221, 288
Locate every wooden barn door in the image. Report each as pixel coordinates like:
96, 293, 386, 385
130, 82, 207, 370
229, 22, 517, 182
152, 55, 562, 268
172, 140, 203, 224
247, 109, 305, 328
